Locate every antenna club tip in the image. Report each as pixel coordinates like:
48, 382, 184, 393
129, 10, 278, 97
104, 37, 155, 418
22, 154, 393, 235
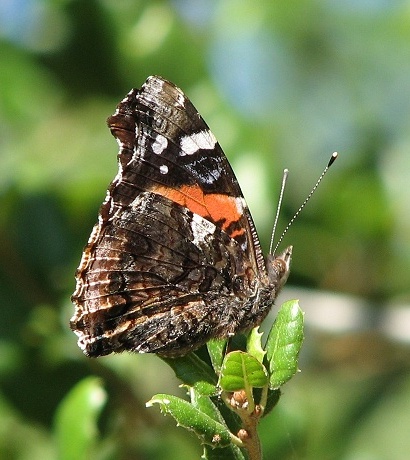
328, 152, 338, 167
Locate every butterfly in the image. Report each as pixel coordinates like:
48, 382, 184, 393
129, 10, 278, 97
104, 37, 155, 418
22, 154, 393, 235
70, 76, 292, 357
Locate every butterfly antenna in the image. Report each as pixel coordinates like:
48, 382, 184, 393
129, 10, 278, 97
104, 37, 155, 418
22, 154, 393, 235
272, 152, 338, 255
269, 168, 289, 255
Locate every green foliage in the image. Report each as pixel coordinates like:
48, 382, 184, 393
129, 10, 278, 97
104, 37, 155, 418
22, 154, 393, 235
147, 394, 235, 449
266, 299, 304, 389
160, 353, 218, 396
54, 377, 107, 460
219, 351, 268, 391
148, 301, 304, 459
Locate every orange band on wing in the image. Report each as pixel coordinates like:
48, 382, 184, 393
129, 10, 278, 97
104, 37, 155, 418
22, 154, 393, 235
153, 185, 245, 239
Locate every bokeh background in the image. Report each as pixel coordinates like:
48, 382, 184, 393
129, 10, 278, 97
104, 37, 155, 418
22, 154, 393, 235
1, 1, 410, 458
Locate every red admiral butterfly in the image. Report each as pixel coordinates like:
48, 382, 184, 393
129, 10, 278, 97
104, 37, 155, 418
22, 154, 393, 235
70, 76, 292, 357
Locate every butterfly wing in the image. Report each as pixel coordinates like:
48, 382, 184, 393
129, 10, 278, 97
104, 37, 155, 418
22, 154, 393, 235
71, 76, 274, 357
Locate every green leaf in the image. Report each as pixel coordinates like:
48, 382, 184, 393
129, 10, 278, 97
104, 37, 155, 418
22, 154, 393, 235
265, 300, 304, 389
54, 377, 107, 460
246, 327, 265, 363
190, 389, 242, 441
147, 394, 235, 448
219, 351, 268, 392
190, 388, 227, 425
190, 391, 245, 458
207, 338, 227, 373
161, 352, 218, 396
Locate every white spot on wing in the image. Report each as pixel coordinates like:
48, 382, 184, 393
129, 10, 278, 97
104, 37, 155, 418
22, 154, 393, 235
235, 197, 246, 214
191, 213, 216, 246
152, 134, 168, 154
159, 164, 168, 174
180, 130, 217, 156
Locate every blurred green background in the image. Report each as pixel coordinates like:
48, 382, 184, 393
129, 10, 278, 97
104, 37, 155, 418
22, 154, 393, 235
1, 1, 410, 459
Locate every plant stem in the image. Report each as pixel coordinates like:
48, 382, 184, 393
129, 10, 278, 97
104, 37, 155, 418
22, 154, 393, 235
241, 410, 262, 460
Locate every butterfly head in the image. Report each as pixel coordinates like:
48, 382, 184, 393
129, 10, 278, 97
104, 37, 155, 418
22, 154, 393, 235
266, 245, 292, 294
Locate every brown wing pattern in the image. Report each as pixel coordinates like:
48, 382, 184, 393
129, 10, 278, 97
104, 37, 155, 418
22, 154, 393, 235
70, 76, 278, 357
71, 192, 271, 356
